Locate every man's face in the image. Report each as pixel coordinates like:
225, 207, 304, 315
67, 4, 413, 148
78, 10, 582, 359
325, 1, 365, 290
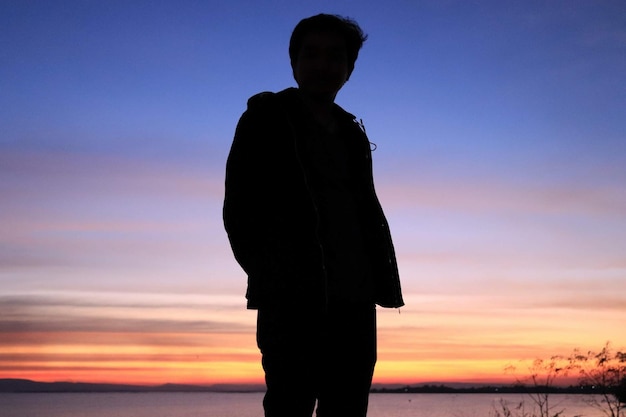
292, 31, 350, 102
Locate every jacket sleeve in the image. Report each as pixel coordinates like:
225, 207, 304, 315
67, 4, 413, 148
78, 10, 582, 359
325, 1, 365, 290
223, 105, 274, 306
357, 123, 405, 308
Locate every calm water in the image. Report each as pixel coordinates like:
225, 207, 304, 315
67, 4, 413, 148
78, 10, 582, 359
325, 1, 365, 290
0, 392, 609, 417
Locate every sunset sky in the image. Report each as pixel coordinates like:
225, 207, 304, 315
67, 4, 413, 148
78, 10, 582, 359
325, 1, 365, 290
1, 0, 625, 386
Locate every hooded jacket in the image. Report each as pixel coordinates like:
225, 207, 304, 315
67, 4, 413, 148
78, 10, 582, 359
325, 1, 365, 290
223, 88, 403, 310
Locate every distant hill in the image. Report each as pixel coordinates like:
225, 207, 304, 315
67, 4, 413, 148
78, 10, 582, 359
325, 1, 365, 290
2, 379, 503, 394
0, 379, 264, 393
0, 379, 608, 395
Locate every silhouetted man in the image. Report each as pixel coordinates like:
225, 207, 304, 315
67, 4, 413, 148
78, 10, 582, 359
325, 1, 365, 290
224, 14, 403, 417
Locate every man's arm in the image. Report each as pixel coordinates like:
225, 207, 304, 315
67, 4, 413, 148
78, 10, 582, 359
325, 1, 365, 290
223, 106, 273, 304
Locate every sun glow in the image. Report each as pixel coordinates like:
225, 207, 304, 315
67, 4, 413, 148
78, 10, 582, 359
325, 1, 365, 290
3, 290, 625, 386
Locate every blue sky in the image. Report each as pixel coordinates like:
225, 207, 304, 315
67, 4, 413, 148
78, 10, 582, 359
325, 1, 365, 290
1, 0, 625, 384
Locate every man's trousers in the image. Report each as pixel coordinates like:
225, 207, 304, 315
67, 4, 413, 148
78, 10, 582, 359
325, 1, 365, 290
257, 303, 377, 417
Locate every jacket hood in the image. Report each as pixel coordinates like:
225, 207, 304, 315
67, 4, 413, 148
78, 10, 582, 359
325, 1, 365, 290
247, 88, 357, 122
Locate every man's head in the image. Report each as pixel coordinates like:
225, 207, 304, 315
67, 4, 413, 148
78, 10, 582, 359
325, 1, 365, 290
289, 14, 367, 102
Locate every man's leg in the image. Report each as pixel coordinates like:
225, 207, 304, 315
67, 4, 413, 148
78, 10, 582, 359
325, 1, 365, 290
257, 307, 319, 417
315, 304, 377, 417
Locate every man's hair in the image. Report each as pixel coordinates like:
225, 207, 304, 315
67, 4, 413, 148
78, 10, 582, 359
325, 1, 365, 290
289, 14, 367, 73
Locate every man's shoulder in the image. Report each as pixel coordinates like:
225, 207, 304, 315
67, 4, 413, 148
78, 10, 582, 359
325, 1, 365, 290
236, 88, 300, 137
246, 87, 298, 111
246, 91, 275, 109
333, 104, 357, 124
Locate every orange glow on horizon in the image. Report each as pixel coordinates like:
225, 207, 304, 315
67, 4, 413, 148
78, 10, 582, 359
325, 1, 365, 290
4, 335, 622, 387
2, 292, 625, 387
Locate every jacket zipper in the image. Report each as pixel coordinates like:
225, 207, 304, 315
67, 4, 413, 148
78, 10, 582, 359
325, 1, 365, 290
285, 114, 330, 311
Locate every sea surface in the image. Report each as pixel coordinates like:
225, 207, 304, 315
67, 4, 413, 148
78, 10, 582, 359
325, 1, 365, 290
0, 392, 610, 417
